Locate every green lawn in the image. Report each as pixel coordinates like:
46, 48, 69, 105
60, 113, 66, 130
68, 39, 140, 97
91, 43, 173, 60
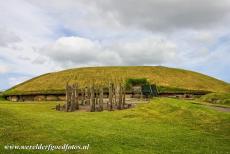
0, 98, 229, 154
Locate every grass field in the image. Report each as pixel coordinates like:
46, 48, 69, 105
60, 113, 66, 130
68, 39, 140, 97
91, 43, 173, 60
4, 66, 230, 95
0, 98, 229, 154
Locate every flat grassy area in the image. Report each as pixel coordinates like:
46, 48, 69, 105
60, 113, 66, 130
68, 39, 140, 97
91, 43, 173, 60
0, 98, 229, 154
4, 66, 230, 95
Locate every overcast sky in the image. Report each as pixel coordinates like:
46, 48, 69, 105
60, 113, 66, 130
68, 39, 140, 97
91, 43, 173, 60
0, 0, 230, 90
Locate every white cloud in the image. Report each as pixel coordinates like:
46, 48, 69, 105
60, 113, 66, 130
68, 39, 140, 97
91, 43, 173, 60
40, 36, 177, 67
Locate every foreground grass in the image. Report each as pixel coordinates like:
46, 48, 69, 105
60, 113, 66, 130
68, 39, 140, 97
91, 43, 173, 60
0, 98, 229, 154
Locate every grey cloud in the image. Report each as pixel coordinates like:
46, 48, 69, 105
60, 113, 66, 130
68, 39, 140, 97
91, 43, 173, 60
0, 27, 21, 47
26, 0, 230, 34
32, 57, 46, 64
93, 0, 230, 32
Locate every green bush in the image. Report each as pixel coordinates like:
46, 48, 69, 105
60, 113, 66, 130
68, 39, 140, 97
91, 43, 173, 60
125, 78, 149, 89
0, 95, 5, 101
222, 99, 230, 105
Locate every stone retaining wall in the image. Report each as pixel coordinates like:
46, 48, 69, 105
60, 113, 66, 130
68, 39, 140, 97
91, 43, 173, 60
6, 94, 66, 102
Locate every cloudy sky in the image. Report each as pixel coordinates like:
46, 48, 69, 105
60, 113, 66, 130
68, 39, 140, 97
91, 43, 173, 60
0, 0, 230, 90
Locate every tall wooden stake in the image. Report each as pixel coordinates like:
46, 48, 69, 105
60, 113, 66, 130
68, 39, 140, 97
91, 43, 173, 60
70, 84, 76, 111
85, 87, 89, 105
120, 83, 123, 109
90, 84, 95, 112
99, 87, 103, 111
81, 89, 84, 105
65, 83, 71, 112
122, 85, 126, 109
75, 84, 79, 110
109, 82, 113, 111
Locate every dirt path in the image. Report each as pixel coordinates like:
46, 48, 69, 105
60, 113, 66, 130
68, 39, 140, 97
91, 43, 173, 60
190, 100, 230, 112
206, 105, 230, 112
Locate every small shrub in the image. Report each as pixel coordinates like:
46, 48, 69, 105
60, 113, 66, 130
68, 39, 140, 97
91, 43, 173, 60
125, 78, 149, 89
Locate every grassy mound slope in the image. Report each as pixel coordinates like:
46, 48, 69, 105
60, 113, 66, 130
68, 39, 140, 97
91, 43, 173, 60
200, 93, 230, 106
0, 98, 229, 153
4, 66, 230, 95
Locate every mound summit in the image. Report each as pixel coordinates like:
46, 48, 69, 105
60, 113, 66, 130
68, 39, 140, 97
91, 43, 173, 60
4, 66, 230, 97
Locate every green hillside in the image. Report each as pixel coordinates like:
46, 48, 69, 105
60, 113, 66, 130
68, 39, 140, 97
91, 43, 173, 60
200, 93, 230, 106
3, 66, 230, 95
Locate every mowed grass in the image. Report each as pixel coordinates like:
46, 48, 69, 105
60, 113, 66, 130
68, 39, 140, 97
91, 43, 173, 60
0, 98, 229, 154
4, 66, 230, 95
